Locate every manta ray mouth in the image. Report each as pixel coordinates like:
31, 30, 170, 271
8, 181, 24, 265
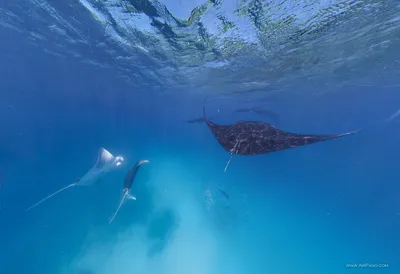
115, 156, 124, 166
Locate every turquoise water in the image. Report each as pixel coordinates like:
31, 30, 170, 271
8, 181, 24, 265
1, 1, 400, 273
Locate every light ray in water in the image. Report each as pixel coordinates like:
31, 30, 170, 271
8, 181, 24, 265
385, 109, 400, 122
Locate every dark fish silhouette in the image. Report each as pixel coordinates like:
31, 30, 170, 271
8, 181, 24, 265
218, 188, 230, 199
222, 87, 276, 96
187, 107, 279, 124
109, 159, 150, 224
203, 105, 362, 171
186, 117, 205, 124
235, 107, 280, 124
26, 148, 124, 211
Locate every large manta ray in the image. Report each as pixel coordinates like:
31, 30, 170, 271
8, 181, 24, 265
203, 105, 362, 171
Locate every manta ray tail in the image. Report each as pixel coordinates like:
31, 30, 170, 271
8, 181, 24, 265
332, 129, 363, 138
26, 183, 76, 211
109, 191, 136, 224
224, 153, 234, 172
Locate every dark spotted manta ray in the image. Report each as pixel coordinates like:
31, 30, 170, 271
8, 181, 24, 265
203, 104, 362, 172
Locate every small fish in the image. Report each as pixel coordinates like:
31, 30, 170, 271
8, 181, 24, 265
218, 188, 230, 199
186, 107, 279, 125
186, 117, 205, 124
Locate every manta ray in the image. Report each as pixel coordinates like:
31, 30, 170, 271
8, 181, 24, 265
26, 147, 124, 211
109, 159, 150, 224
203, 104, 362, 172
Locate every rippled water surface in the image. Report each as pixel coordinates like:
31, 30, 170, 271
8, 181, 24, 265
2, 0, 400, 94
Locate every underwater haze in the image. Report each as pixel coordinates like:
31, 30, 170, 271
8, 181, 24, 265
1, 0, 400, 273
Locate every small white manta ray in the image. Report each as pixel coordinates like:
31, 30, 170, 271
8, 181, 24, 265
26, 147, 124, 211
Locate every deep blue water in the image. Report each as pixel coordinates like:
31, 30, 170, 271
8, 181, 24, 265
1, 1, 400, 274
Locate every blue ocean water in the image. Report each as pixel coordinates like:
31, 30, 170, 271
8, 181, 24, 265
1, 1, 399, 273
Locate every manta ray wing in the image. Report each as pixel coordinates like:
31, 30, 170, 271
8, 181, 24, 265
95, 148, 115, 169
212, 121, 361, 155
